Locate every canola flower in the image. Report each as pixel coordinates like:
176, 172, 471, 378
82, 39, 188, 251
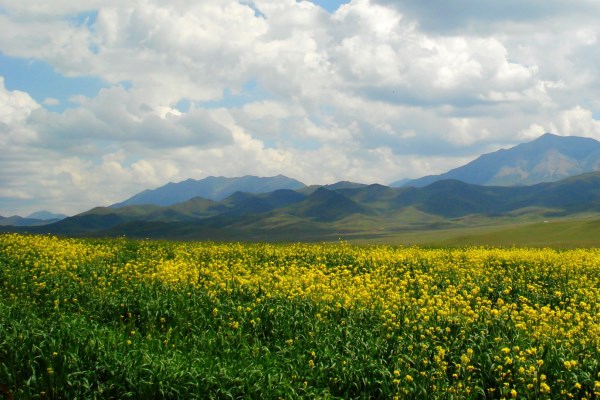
1, 233, 600, 399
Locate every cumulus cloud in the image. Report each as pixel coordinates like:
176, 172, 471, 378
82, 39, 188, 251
552, 107, 600, 137
26, 86, 234, 152
42, 97, 60, 106
1, 0, 600, 215
0, 77, 40, 122
0, 77, 40, 146
373, 0, 600, 34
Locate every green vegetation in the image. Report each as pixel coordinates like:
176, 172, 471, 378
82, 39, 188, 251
2, 234, 600, 398
342, 215, 600, 248
6, 171, 600, 243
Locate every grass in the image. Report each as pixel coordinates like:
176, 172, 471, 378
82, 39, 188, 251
255, 209, 600, 248
342, 213, 600, 248
2, 234, 600, 398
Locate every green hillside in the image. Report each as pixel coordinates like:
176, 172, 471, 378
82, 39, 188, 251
352, 216, 600, 248
11, 172, 600, 247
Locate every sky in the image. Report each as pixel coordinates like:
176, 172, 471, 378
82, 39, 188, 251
2, 0, 600, 217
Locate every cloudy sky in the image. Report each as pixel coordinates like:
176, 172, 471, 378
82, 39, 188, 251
2, 0, 600, 217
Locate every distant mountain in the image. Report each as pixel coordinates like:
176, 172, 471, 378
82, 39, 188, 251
0, 215, 62, 227
0, 210, 66, 227
397, 133, 600, 187
27, 211, 68, 220
23, 171, 600, 240
389, 178, 410, 187
112, 174, 306, 207
323, 181, 369, 190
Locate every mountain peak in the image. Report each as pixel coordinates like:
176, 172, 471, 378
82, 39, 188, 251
27, 210, 68, 220
112, 175, 306, 208
399, 133, 600, 188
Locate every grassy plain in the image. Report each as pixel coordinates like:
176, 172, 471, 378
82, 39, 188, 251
341, 214, 600, 249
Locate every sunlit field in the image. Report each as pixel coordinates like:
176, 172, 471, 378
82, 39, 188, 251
1, 233, 600, 399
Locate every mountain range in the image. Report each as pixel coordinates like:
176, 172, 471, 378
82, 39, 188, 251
0, 211, 67, 227
394, 133, 600, 187
3, 132, 600, 241
114, 132, 600, 209
8, 170, 600, 241
112, 174, 306, 207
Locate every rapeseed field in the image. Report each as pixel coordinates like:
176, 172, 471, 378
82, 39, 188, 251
1, 233, 599, 399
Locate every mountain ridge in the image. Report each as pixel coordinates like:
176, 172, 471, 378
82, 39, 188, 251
394, 133, 600, 187
0, 214, 64, 227
9, 170, 600, 241
3, 133, 600, 237
112, 174, 306, 207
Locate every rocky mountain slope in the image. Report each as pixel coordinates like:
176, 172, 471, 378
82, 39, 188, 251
395, 133, 600, 187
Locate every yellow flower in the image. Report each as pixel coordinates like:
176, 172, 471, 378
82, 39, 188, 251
540, 382, 551, 394
564, 360, 577, 369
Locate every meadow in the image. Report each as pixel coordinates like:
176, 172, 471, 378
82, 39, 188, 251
1, 233, 600, 399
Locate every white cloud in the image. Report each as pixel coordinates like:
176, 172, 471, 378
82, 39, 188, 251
0, 188, 33, 201
0, 77, 40, 147
27, 86, 234, 151
550, 106, 600, 139
330, 7, 543, 110
0, 1, 104, 17
372, 0, 600, 35
0, 77, 40, 123
42, 97, 60, 106
519, 106, 600, 142
1, 0, 600, 215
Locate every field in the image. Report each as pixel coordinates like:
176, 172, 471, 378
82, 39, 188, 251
1, 234, 600, 399
350, 217, 600, 248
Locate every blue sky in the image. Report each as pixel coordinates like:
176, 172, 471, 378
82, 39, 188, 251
1, 0, 600, 216
0, 52, 107, 111
312, 0, 346, 12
